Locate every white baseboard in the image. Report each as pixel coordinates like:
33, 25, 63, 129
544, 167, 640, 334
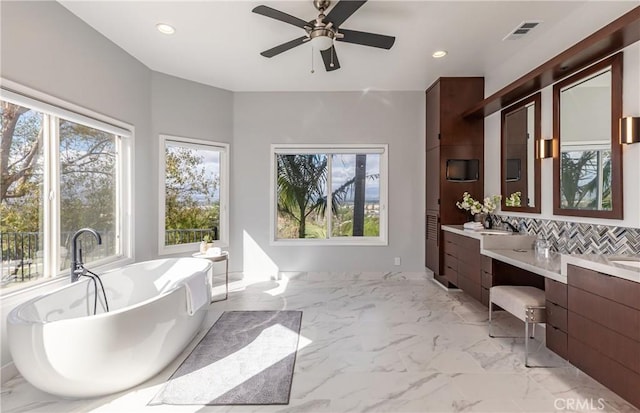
431, 277, 461, 292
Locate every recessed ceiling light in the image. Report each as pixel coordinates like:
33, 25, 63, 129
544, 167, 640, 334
432, 50, 447, 59
156, 23, 175, 35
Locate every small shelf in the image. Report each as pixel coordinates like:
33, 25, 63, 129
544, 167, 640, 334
463, 6, 640, 119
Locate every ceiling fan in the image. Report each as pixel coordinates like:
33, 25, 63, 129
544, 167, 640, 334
252, 0, 395, 72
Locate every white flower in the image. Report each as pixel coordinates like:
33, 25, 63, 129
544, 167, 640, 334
456, 193, 501, 215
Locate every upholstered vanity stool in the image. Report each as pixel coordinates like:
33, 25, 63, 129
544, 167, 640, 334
489, 285, 546, 367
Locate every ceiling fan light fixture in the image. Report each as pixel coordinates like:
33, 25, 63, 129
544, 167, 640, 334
432, 50, 447, 58
156, 23, 176, 35
310, 28, 335, 50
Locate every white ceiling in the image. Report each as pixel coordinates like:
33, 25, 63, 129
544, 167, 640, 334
58, 1, 637, 92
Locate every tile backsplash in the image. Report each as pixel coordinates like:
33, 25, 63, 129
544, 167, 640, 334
493, 215, 640, 255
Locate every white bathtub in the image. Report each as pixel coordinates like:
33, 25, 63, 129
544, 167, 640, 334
7, 258, 212, 398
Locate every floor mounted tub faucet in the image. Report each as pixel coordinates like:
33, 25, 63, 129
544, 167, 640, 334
71, 228, 102, 282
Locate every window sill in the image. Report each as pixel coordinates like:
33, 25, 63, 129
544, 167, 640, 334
159, 242, 229, 256
270, 239, 388, 247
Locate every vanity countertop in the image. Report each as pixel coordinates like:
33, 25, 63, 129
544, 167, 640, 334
482, 248, 564, 283
441, 225, 537, 250
442, 224, 639, 285
562, 254, 640, 284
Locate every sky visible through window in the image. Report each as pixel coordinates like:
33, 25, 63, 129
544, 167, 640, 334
331, 154, 380, 202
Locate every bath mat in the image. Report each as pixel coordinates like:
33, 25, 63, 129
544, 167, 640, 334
149, 310, 303, 405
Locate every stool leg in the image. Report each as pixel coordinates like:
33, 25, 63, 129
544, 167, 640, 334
525, 321, 530, 367
488, 302, 494, 337
531, 322, 536, 339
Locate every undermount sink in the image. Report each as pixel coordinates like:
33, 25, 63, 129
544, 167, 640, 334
476, 229, 513, 235
609, 259, 640, 269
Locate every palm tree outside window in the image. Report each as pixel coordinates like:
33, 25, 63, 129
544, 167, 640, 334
271, 144, 388, 245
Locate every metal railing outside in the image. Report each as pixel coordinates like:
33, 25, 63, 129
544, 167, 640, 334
2, 228, 218, 287
164, 228, 217, 246
0, 232, 41, 285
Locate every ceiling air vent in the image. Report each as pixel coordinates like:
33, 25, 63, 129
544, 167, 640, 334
503, 21, 542, 41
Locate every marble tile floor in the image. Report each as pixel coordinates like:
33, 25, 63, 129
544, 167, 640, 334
1, 272, 638, 413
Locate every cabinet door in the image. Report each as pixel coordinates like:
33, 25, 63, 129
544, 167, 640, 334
426, 147, 440, 211
439, 78, 484, 147
426, 81, 440, 151
425, 211, 440, 273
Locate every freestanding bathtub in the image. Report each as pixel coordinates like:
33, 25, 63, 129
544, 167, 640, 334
7, 258, 212, 398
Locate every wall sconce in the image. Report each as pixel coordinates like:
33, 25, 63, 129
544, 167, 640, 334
538, 138, 553, 159
620, 117, 640, 144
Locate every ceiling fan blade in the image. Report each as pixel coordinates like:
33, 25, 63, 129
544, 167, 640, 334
252, 5, 309, 29
260, 36, 308, 58
320, 46, 340, 71
325, 0, 367, 28
337, 28, 395, 49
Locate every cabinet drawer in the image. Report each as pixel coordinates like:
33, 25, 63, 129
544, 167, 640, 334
444, 253, 458, 271
545, 278, 567, 308
458, 248, 481, 269
569, 286, 640, 342
568, 264, 640, 311
458, 260, 481, 284
569, 311, 640, 374
546, 325, 568, 360
481, 270, 493, 288
546, 301, 568, 332
458, 235, 480, 252
443, 231, 461, 246
443, 255, 457, 286
457, 274, 482, 302
481, 255, 493, 274
444, 240, 458, 257
569, 336, 640, 409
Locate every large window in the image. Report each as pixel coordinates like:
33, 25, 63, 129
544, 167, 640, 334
271, 144, 388, 245
1, 89, 132, 291
159, 135, 228, 254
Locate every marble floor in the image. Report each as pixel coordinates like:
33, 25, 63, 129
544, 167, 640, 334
1, 272, 638, 413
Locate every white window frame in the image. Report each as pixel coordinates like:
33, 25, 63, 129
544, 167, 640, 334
0, 81, 134, 294
270, 144, 388, 246
158, 135, 229, 255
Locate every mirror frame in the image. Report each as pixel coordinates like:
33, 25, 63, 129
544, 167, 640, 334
552, 52, 623, 219
501, 92, 541, 213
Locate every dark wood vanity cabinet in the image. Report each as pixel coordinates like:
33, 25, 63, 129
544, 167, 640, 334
481, 256, 493, 307
545, 278, 568, 359
425, 77, 484, 287
567, 265, 640, 409
442, 231, 482, 303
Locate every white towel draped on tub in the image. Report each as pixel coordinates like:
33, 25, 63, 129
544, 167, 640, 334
183, 272, 209, 316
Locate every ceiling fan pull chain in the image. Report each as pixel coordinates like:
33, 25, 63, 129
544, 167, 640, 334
330, 42, 335, 68
311, 46, 315, 74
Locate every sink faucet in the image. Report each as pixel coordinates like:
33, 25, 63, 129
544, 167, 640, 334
500, 219, 519, 233
71, 228, 102, 282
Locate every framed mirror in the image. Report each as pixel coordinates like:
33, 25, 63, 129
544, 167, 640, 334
553, 53, 623, 219
501, 93, 541, 213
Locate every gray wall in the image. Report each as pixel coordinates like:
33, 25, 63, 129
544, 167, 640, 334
232, 92, 425, 276
150, 71, 234, 257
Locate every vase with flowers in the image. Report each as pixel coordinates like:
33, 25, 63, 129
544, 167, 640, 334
456, 192, 501, 228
